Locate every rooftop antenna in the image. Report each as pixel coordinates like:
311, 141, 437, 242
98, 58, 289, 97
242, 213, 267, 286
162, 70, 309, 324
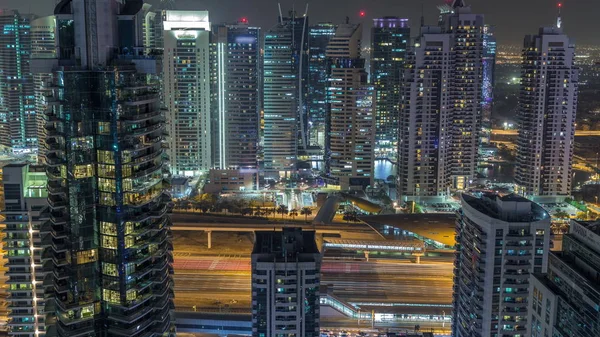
278, 3, 284, 25
556, 2, 563, 29
420, 0, 425, 33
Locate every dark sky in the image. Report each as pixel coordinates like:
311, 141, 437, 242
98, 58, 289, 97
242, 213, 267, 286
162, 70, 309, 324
4, 0, 599, 46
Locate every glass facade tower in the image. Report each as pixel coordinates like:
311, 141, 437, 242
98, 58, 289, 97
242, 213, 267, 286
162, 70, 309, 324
371, 17, 409, 160
0, 11, 36, 153
41, 1, 175, 336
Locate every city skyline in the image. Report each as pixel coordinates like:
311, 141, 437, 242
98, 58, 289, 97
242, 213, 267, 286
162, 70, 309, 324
3, 0, 600, 46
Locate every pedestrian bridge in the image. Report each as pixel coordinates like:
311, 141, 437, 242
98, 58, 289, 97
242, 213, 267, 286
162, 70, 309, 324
323, 238, 425, 253
175, 293, 451, 335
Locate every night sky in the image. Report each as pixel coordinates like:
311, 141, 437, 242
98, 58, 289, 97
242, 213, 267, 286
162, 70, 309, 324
4, 0, 599, 46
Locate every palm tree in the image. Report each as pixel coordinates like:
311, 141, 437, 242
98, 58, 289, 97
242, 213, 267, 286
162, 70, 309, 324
300, 207, 312, 222
289, 209, 298, 220
277, 205, 289, 219
553, 209, 570, 220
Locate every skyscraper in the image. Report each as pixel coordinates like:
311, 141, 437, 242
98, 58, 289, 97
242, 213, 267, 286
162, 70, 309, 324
371, 17, 410, 159
0, 11, 36, 153
480, 25, 496, 145
263, 10, 309, 179
515, 25, 578, 201
397, 0, 484, 202
211, 21, 261, 170
163, 10, 212, 176
42, 1, 174, 335
326, 23, 375, 190
307, 23, 336, 151
528, 220, 600, 337
2, 163, 48, 337
251, 228, 321, 337
453, 193, 551, 337
30, 15, 57, 164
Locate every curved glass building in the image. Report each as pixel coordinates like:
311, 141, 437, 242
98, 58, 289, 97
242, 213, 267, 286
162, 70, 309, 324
41, 1, 175, 336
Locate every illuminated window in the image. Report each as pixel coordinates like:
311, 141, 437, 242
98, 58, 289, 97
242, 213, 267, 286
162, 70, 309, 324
122, 165, 132, 178
125, 235, 135, 248
81, 305, 94, 318
70, 136, 94, 150
97, 122, 110, 135
101, 235, 117, 249
74, 164, 94, 179
123, 178, 133, 192
125, 222, 134, 235
100, 221, 117, 235
122, 151, 132, 164
102, 262, 118, 277
98, 178, 116, 192
126, 289, 137, 303
76, 249, 97, 264
102, 289, 120, 304
99, 192, 116, 206
97, 150, 115, 164
97, 164, 116, 178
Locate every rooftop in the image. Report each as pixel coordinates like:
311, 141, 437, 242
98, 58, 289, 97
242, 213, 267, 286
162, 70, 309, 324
462, 193, 549, 223
252, 228, 320, 262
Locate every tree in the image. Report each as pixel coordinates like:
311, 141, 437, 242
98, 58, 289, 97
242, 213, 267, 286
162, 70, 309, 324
289, 209, 298, 220
241, 208, 253, 217
386, 175, 396, 183
254, 206, 263, 217
576, 211, 589, 220
277, 205, 289, 219
300, 207, 313, 222
553, 209, 570, 220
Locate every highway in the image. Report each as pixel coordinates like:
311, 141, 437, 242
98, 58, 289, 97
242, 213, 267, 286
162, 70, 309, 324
172, 256, 454, 313
492, 129, 600, 136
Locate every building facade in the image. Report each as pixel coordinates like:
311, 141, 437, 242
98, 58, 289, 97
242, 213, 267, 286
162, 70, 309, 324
397, 1, 484, 202
29, 15, 57, 164
163, 10, 212, 176
453, 193, 551, 337
211, 22, 261, 170
251, 228, 321, 337
263, 11, 309, 179
307, 23, 336, 151
42, 1, 175, 336
2, 163, 47, 337
0, 11, 36, 153
480, 25, 496, 145
515, 26, 578, 200
371, 17, 410, 159
326, 23, 375, 190
528, 220, 600, 337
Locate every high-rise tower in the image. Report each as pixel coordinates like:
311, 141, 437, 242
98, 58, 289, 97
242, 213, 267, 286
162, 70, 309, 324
326, 23, 375, 190
480, 25, 496, 145
371, 17, 410, 160
515, 22, 578, 201
42, 1, 175, 336
2, 163, 48, 337
30, 15, 57, 164
307, 23, 336, 152
0, 11, 36, 153
263, 10, 309, 179
453, 193, 551, 337
211, 21, 261, 170
251, 228, 321, 337
163, 10, 212, 176
397, 0, 484, 202
528, 220, 600, 337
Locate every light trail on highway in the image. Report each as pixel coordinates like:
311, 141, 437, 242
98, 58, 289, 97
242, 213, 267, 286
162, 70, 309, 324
172, 256, 454, 312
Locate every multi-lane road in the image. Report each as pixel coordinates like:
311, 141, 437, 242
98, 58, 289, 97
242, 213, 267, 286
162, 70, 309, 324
172, 255, 454, 312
